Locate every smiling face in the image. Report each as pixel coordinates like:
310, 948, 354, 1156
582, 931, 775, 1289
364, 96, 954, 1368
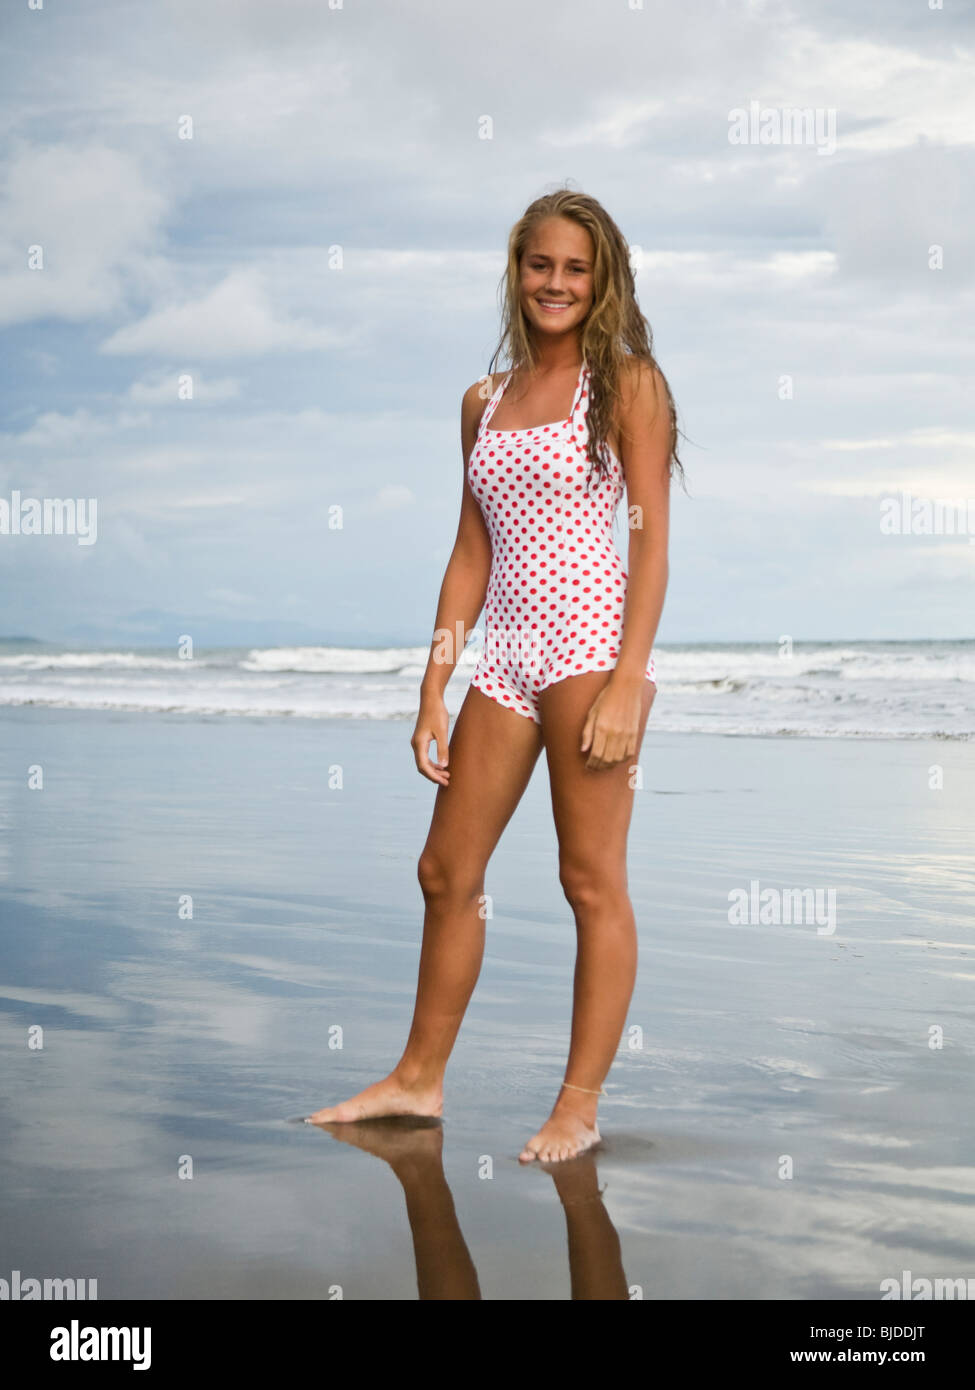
518, 216, 595, 342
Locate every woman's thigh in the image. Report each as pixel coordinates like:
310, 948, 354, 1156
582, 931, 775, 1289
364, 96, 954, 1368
420, 684, 545, 873
538, 673, 655, 870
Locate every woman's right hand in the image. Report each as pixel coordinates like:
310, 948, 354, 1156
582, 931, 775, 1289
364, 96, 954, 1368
411, 694, 450, 785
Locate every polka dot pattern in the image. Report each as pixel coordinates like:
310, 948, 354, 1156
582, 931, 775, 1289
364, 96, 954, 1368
467, 359, 656, 724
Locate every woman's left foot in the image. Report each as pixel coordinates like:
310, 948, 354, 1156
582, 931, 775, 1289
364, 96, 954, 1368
519, 1107, 601, 1163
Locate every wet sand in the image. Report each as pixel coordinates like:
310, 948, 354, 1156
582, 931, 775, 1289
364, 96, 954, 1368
1, 707, 974, 1299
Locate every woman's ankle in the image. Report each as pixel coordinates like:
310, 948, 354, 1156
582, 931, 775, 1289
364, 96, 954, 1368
392, 1059, 445, 1092
553, 1086, 600, 1122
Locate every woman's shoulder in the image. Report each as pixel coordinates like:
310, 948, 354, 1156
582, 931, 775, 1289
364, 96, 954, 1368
619, 353, 665, 388
478, 366, 514, 392
461, 368, 509, 423
611, 355, 668, 418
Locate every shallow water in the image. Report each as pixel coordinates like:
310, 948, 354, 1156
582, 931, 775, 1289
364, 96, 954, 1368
1, 708, 974, 1298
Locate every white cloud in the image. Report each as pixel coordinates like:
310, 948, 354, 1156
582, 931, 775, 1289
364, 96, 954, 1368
0, 143, 169, 327
8, 408, 151, 447
206, 587, 257, 605
823, 430, 975, 452
376, 485, 416, 510
633, 248, 837, 289
100, 267, 344, 359
126, 371, 241, 404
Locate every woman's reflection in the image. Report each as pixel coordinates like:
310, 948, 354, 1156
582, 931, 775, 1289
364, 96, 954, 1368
306, 1115, 629, 1300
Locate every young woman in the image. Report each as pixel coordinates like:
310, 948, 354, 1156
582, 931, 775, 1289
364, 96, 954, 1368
307, 189, 683, 1162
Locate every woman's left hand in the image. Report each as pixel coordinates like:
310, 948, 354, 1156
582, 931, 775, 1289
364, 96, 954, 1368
580, 675, 653, 771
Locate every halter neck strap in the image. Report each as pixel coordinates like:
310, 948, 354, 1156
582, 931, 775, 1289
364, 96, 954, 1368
478, 372, 509, 431
478, 358, 587, 434
568, 358, 588, 420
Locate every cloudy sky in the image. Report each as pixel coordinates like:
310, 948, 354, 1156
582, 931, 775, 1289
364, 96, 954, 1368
1, 0, 972, 648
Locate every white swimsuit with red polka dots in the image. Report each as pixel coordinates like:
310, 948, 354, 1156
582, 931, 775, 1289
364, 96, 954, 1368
467, 357, 656, 724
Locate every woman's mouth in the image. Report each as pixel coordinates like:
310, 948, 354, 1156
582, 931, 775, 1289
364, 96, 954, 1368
537, 300, 573, 314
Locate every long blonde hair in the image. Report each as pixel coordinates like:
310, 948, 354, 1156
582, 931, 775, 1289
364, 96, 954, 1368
488, 188, 686, 489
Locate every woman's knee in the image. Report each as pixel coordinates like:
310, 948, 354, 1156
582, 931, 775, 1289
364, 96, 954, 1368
417, 847, 483, 905
558, 858, 626, 915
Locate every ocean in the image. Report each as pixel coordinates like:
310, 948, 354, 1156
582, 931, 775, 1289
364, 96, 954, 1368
1, 638, 973, 738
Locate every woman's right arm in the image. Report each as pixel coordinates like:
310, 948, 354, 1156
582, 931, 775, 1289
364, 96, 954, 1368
411, 377, 495, 785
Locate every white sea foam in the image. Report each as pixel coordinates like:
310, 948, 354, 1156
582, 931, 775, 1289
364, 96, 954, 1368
240, 645, 427, 674
0, 651, 191, 670
0, 641, 971, 736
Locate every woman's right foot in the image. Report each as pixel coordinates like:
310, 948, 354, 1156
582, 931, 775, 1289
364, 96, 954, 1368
304, 1070, 443, 1125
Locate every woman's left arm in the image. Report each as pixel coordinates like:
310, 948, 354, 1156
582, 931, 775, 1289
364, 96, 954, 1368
580, 359, 671, 770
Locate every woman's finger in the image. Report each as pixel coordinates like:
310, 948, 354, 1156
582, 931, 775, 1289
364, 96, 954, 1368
412, 723, 450, 784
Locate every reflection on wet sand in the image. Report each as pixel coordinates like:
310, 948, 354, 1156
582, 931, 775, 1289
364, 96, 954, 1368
305, 1116, 629, 1300
6, 713, 975, 1297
